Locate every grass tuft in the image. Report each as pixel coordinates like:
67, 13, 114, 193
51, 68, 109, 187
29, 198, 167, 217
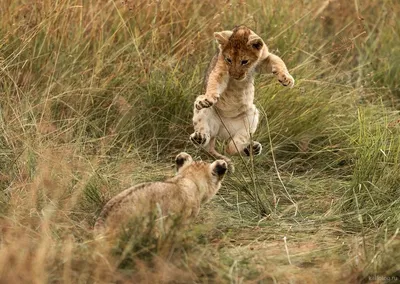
0, 0, 399, 282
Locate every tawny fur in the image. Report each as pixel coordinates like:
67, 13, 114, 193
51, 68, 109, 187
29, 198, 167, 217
190, 26, 295, 168
94, 152, 227, 232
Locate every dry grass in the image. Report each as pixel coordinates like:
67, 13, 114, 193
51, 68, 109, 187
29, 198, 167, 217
1, 0, 399, 283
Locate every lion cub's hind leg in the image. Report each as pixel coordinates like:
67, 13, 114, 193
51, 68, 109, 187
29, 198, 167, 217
243, 141, 263, 156
226, 135, 263, 157
190, 108, 235, 172
208, 137, 235, 173
190, 107, 220, 150
224, 106, 262, 157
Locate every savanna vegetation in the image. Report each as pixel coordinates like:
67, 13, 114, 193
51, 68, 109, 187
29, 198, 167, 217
0, 0, 399, 283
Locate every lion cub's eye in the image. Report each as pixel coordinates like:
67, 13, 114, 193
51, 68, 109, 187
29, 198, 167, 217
241, 60, 249, 65
225, 57, 232, 64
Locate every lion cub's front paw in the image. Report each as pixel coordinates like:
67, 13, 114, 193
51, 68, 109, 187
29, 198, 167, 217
195, 95, 217, 110
190, 131, 210, 147
275, 71, 295, 88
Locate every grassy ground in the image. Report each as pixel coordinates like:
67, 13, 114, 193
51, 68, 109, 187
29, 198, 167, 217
1, 0, 399, 283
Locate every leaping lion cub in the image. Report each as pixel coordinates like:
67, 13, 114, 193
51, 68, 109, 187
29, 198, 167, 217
94, 152, 227, 232
190, 26, 295, 167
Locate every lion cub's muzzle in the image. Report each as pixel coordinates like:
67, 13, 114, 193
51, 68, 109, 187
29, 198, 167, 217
232, 73, 247, 81
229, 70, 246, 81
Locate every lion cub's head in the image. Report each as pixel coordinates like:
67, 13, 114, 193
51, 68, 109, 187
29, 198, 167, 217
175, 152, 228, 184
214, 25, 268, 81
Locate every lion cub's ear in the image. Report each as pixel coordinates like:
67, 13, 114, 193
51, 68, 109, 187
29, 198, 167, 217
247, 34, 264, 50
175, 152, 193, 172
214, 31, 233, 46
211, 160, 228, 179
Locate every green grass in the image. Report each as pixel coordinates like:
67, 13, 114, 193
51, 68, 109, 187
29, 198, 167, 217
0, 0, 399, 282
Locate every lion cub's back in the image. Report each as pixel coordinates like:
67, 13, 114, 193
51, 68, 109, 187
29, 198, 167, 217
94, 181, 183, 229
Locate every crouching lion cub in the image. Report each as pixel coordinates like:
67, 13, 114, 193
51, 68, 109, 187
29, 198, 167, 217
190, 25, 295, 168
94, 152, 227, 233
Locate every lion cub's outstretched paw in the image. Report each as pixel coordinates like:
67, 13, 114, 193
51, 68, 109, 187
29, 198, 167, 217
275, 72, 295, 88
195, 95, 217, 110
244, 142, 262, 156
190, 132, 210, 147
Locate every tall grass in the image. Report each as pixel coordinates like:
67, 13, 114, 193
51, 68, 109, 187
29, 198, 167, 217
1, 0, 399, 282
